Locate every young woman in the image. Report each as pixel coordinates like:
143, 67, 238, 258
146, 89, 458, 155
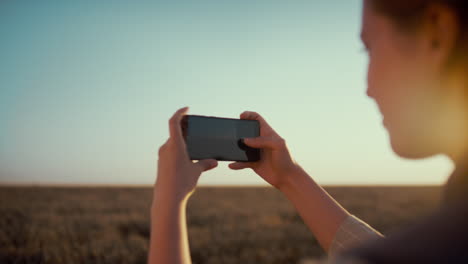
148, 0, 468, 263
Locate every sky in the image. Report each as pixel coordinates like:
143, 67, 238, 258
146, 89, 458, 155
0, 0, 455, 186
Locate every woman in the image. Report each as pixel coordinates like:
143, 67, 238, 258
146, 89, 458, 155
148, 0, 468, 263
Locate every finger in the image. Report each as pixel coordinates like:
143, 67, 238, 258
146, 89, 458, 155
195, 159, 218, 172
228, 162, 254, 170
243, 136, 281, 149
240, 111, 267, 123
239, 111, 274, 131
169, 106, 189, 144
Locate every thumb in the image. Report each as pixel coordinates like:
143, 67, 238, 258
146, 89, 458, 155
243, 136, 277, 149
228, 162, 254, 170
195, 159, 218, 172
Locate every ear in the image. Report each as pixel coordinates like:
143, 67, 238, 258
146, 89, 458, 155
423, 3, 460, 68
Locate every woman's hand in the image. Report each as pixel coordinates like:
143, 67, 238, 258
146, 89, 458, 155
155, 106, 218, 203
228, 111, 354, 253
228, 111, 303, 189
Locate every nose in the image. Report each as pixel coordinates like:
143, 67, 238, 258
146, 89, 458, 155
366, 88, 372, 98
366, 81, 376, 99
366, 84, 384, 115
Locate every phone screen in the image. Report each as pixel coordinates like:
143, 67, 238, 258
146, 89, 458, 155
181, 115, 260, 162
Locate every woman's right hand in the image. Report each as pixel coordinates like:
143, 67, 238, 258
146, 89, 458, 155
228, 111, 304, 189
229, 111, 355, 253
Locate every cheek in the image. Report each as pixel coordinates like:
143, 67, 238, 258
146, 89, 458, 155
367, 45, 418, 134
367, 35, 437, 113
367, 45, 409, 114
367, 40, 443, 157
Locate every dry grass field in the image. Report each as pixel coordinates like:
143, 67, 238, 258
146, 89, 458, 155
0, 185, 442, 264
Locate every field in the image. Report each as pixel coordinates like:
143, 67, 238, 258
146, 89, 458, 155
0, 186, 442, 264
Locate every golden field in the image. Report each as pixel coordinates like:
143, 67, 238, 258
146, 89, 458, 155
0, 186, 442, 264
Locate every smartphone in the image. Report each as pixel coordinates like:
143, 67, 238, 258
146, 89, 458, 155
180, 115, 261, 162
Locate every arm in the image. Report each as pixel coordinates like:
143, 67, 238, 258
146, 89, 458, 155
328, 214, 383, 256
278, 165, 351, 252
229, 111, 382, 254
148, 188, 191, 264
148, 106, 218, 264
279, 167, 383, 254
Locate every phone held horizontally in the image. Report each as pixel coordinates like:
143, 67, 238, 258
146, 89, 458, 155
180, 115, 261, 162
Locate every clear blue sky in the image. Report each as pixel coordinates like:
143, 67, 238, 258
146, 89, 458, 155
0, 0, 454, 185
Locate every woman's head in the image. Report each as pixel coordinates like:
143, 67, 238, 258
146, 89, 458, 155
362, 0, 468, 162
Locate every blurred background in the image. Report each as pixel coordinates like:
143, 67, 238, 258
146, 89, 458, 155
0, 0, 453, 263
0, 0, 454, 186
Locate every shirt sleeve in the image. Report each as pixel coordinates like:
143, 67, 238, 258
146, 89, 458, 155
328, 214, 384, 257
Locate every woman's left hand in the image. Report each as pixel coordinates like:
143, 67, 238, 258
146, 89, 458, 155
154, 106, 218, 203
